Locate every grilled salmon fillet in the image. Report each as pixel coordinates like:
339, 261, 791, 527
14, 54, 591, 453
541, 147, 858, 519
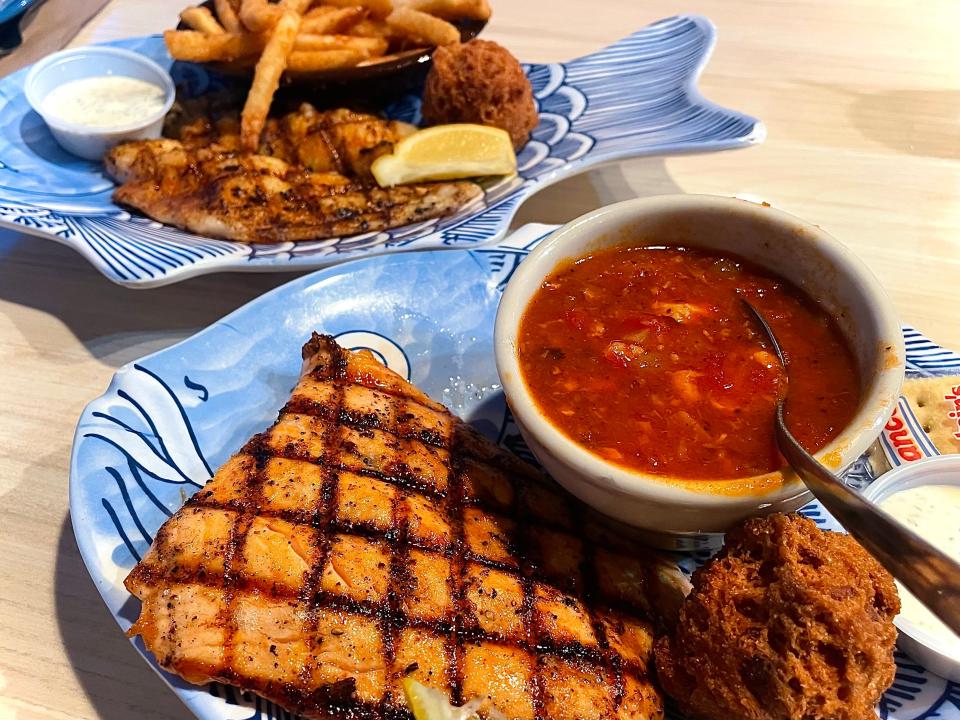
125, 335, 689, 720
104, 105, 482, 244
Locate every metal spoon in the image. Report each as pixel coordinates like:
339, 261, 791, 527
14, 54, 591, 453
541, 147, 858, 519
743, 299, 960, 637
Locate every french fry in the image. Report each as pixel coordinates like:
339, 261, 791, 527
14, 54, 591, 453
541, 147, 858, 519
294, 33, 388, 55
357, 47, 425, 66
164, 30, 263, 62
301, 6, 368, 34
180, 6, 226, 34
303, 5, 335, 19
401, 0, 490, 21
321, 0, 393, 20
349, 18, 393, 38
239, 0, 282, 31
386, 7, 459, 46
214, 0, 243, 33
236, 3, 369, 43
166, 0, 490, 127
241, 0, 311, 150
286, 48, 367, 71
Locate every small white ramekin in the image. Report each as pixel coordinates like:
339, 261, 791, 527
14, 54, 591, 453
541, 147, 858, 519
494, 194, 905, 549
24, 46, 175, 161
862, 455, 960, 681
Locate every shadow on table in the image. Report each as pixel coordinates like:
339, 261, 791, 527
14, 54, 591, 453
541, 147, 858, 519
801, 82, 960, 162
0, 233, 297, 368
511, 156, 683, 227
0, 158, 681, 369
847, 88, 960, 161
53, 514, 188, 720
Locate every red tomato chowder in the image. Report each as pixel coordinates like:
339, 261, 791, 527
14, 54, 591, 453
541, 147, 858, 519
516, 245, 861, 480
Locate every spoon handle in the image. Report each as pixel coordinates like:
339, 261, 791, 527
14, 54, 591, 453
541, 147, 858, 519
775, 404, 960, 637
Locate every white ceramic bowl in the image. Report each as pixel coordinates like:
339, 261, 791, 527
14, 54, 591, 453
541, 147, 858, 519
494, 195, 905, 549
24, 46, 175, 161
861, 455, 960, 681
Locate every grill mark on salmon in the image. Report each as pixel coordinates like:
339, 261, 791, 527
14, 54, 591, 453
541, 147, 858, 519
446, 436, 468, 708
125, 334, 690, 720
299, 342, 349, 707
381, 392, 408, 710
513, 466, 547, 718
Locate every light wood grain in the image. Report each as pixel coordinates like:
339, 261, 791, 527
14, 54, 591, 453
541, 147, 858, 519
2, 1, 959, 718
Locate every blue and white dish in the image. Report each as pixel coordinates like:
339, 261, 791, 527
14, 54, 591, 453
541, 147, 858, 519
71, 223, 960, 719
0, 15, 763, 287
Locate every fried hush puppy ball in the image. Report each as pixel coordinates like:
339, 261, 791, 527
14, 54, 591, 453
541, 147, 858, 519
422, 39, 539, 150
654, 513, 899, 720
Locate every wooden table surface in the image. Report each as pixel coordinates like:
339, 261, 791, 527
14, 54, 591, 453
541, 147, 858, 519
1, 0, 958, 718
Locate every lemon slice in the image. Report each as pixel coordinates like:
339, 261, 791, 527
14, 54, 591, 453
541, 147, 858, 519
372, 124, 516, 187
402, 679, 482, 720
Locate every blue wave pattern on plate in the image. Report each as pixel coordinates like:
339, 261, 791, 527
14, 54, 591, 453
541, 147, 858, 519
0, 15, 762, 286
70, 224, 960, 720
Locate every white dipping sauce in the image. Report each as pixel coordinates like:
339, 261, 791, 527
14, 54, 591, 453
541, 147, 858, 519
41, 75, 166, 128
879, 484, 960, 656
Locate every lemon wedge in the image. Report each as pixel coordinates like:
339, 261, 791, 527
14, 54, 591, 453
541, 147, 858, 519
402, 679, 487, 720
372, 124, 516, 187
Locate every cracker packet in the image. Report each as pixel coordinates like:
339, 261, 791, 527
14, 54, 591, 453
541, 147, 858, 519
867, 375, 960, 474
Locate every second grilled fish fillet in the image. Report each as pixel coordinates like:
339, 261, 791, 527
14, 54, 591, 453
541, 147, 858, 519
104, 140, 481, 244
171, 105, 420, 181
125, 335, 690, 720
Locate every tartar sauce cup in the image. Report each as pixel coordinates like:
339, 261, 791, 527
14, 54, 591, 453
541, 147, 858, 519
862, 454, 960, 680
24, 46, 175, 161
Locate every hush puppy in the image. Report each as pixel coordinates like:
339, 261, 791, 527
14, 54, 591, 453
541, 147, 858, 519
422, 39, 538, 150
655, 513, 899, 720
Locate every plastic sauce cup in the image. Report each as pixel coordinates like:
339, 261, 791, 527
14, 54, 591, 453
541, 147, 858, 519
24, 46, 175, 161
862, 454, 960, 681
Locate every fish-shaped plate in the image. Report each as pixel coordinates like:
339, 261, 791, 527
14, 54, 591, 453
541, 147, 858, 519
0, 15, 763, 287
70, 223, 960, 718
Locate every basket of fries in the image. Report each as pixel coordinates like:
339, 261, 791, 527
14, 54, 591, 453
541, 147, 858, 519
168, 0, 488, 80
